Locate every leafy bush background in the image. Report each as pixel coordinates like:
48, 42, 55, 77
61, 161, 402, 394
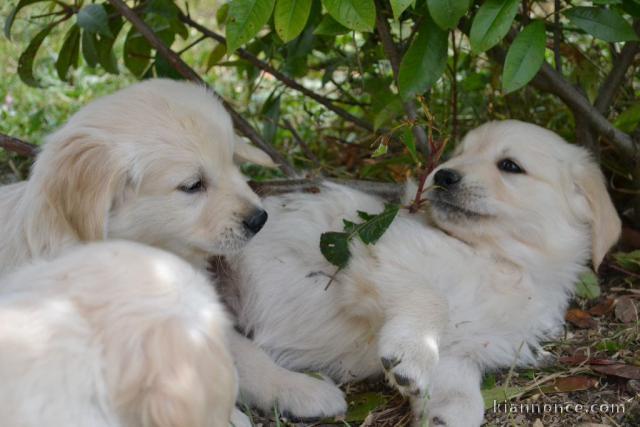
1, 0, 639, 222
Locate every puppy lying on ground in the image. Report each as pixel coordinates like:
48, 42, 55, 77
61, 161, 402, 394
0, 241, 236, 427
230, 120, 621, 426
0, 79, 344, 424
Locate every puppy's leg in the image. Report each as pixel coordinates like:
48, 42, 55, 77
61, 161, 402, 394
229, 331, 347, 419
374, 278, 448, 398
416, 356, 484, 427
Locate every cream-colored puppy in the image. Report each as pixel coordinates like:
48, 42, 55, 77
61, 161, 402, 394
0, 240, 235, 427
0, 79, 345, 421
230, 120, 621, 426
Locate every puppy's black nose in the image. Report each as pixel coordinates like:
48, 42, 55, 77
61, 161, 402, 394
243, 209, 268, 235
433, 168, 462, 188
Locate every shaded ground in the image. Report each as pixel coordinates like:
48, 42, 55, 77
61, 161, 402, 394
246, 259, 640, 427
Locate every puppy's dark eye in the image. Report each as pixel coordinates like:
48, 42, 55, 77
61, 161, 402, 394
179, 179, 205, 194
497, 158, 525, 174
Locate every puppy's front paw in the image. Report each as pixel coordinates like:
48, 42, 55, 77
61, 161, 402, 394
276, 372, 347, 420
378, 324, 439, 397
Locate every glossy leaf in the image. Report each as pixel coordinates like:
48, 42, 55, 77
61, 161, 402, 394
502, 21, 546, 93
17, 22, 56, 87
275, 0, 312, 42
226, 0, 276, 53
564, 6, 639, 42
373, 96, 403, 130
427, 0, 470, 30
4, 0, 48, 39
56, 25, 80, 81
81, 30, 99, 68
614, 103, 640, 133
314, 14, 350, 35
322, 0, 375, 32
398, 14, 448, 99
357, 204, 400, 244
206, 43, 227, 71
469, 0, 519, 53
390, 0, 414, 20
123, 28, 151, 77
77, 4, 113, 37
320, 232, 351, 268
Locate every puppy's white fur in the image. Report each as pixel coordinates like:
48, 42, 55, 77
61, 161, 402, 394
231, 121, 621, 426
0, 241, 236, 427
0, 79, 344, 422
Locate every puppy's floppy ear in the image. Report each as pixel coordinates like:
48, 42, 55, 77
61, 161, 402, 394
233, 135, 278, 168
572, 160, 621, 270
37, 132, 128, 241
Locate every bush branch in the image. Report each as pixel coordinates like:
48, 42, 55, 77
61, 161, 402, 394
373, 0, 430, 156
0, 133, 38, 157
106, 0, 296, 177
180, 13, 375, 134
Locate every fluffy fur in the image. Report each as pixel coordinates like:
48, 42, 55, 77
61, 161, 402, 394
0, 78, 344, 423
230, 120, 621, 426
0, 241, 236, 427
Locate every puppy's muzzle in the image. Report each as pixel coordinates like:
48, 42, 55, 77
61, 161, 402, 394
243, 208, 268, 235
433, 168, 462, 189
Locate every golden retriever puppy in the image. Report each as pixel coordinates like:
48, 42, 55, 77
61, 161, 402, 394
0, 79, 346, 421
0, 78, 272, 275
0, 240, 236, 427
230, 120, 621, 426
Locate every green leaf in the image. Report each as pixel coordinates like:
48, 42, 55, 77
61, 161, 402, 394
17, 22, 56, 87
345, 392, 389, 422
275, 0, 312, 42
314, 14, 350, 35
502, 20, 546, 93
261, 91, 281, 144
398, 13, 448, 99
93, 5, 123, 74
390, 0, 414, 20
372, 142, 388, 158
401, 127, 419, 164
123, 28, 152, 77
613, 250, 640, 271
469, 0, 519, 53
81, 30, 99, 68
427, 0, 470, 30
77, 4, 113, 38
614, 103, 640, 133
357, 204, 400, 244
206, 43, 227, 71
564, 7, 639, 42
623, 0, 640, 17
217, 3, 230, 26
4, 0, 48, 40
322, 0, 375, 32
373, 96, 403, 130
482, 385, 526, 409
226, 0, 276, 53
56, 25, 80, 81
154, 53, 182, 79
575, 271, 601, 300
320, 232, 351, 268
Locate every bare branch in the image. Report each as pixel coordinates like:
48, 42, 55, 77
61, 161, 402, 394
594, 21, 640, 115
107, 0, 296, 177
0, 133, 38, 157
179, 13, 375, 134
373, 0, 430, 156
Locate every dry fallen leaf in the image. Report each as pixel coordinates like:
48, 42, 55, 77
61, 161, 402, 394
615, 296, 638, 323
565, 308, 597, 329
559, 352, 617, 366
589, 298, 615, 316
538, 376, 598, 394
592, 364, 640, 380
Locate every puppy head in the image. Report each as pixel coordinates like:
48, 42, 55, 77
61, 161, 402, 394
34, 79, 273, 265
425, 120, 620, 270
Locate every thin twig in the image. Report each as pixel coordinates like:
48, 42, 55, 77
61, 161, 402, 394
553, 0, 562, 72
179, 13, 375, 134
106, 0, 296, 176
281, 119, 321, 168
373, 0, 429, 156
